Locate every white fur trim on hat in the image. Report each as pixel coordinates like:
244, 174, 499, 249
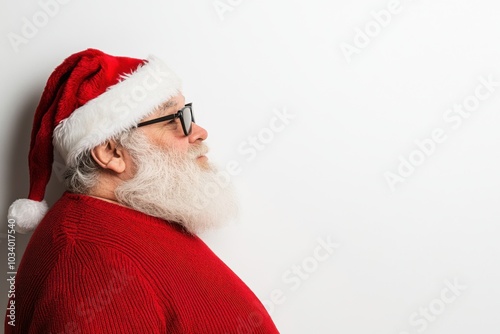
53, 55, 182, 167
8, 199, 49, 234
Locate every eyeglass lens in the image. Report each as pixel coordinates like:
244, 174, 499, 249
182, 106, 193, 135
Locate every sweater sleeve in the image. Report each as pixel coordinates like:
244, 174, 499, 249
27, 241, 171, 334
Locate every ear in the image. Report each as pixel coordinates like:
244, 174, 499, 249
91, 140, 128, 174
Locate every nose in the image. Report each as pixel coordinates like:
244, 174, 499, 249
189, 123, 208, 143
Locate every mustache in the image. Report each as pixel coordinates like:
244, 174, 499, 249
188, 144, 209, 159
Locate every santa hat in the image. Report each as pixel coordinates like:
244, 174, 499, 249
8, 48, 182, 233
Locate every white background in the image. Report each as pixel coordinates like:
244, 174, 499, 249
2, 0, 500, 333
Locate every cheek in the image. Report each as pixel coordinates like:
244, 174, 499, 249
153, 133, 190, 153
143, 128, 191, 154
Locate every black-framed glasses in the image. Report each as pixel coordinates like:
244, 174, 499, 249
137, 103, 194, 136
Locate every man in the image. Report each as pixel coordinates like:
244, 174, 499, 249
6, 49, 279, 333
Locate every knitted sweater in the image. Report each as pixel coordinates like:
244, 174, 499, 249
5, 192, 279, 333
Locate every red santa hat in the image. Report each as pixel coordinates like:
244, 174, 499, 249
8, 48, 182, 233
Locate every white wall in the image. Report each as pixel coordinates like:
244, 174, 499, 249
2, 0, 500, 333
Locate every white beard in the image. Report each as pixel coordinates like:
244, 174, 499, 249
114, 131, 238, 234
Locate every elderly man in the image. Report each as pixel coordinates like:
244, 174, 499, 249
6, 49, 279, 333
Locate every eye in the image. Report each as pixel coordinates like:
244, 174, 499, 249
165, 119, 178, 128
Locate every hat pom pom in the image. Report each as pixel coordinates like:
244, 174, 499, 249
8, 199, 48, 234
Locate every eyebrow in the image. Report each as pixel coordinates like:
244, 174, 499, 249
156, 100, 180, 117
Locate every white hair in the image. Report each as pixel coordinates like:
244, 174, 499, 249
63, 131, 131, 194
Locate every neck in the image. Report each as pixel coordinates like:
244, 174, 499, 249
85, 174, 128, 205
86, 186, 121, 205
86, 194, 122, 205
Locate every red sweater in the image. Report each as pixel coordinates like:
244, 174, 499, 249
5, 192, 279, 333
